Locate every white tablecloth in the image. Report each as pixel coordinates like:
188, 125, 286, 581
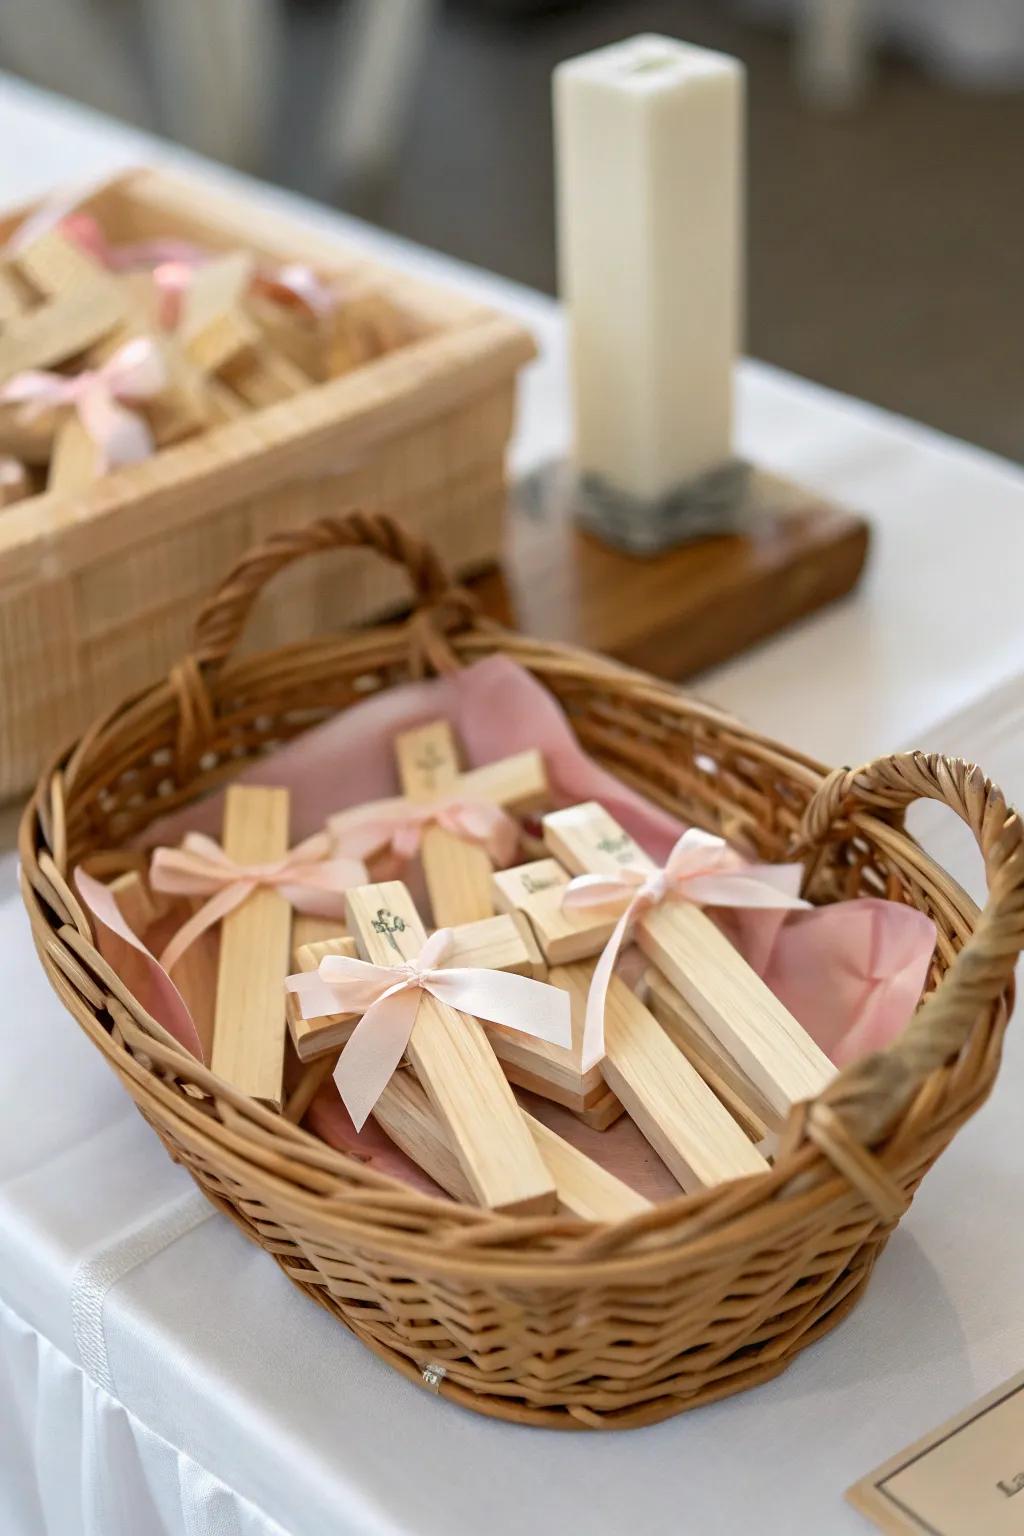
2, 73, 1024, 1536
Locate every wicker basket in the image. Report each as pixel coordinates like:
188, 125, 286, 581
20, 512, 1023, 1430
0, 168, 534, 798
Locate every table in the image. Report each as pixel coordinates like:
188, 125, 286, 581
2, 72, 1023, 1536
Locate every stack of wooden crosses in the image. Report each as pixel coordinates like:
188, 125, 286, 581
0, 218, 412, 501
107, 718, 837, 1221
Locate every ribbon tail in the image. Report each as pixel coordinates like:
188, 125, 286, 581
561, 873, 638, 912
333, 986, 420, 1130
159, 881, 254, 974
0, 372, 69, 418
77, 389, 154, 471
682, 868, 809, 911
74, 868, 205, 1063
580, 905, 634, 1071
425, 969, 572, 1049
278, 856, 366, 919
285, 970, 353, 1022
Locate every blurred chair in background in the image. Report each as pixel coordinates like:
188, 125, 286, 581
751, 0, 1024, 108
2, 0, 1022, 179
0, 0, 437, 182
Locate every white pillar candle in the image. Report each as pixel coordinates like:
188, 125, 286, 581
554, 34, 744, 504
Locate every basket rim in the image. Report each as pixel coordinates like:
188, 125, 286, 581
18, 611, 1016, 1273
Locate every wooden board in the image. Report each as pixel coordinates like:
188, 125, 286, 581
544, 802, 836, 1119
142, 342, 215, 447
13, 230, 109, 297
395, 720, 494, 926
456, 751, 548, 814
247, 293, 327, 380
576, 1087, 626, 1130
345, 881, 557, 1215
288, 934, 360, 1060
291, 912, 545, 1062
493, 858, 618, 964
178, 251, 257, 374
48, 416, 99, 493
221, 342, 311, 407
0, 265, 31, 321
470, 461, 870, 679
600, 974, 768, 1191
375, 1071, 649, 1222
523, 1114, 650, 1220
0, 457, 30, 506
645, 968, 780, 1139
488, 958, 603, 1109
551, 960, 767, 1191
291, 914, 347, 964
0, 281, 128, 382
210, 785, 291, 1108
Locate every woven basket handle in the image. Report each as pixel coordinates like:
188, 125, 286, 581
190, 510, 476, 668
798, 752, 1024, 1150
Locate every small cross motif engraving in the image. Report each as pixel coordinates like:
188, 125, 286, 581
521, 870, 559, 894
596, 831, 635, 863
371, 908, 407, 952
413, 739, 447, 793
344, 880, 558, 1214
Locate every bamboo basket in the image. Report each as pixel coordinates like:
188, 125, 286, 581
0, 168, 535, 797
19, 511, 1024, 1430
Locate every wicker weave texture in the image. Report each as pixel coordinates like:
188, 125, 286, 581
20, 512, 1023, 1429
0, 169, 533, 797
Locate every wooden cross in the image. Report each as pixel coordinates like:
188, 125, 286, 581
542, 802, 837, 1121
0, 276, 129, 384
154, 784, 349, 1109
365, 1070, 650, 1222
645, 968, 780, 1140
288, 910, 543, 1062
174, 249, 312, 406
207, 786, 294, 1109
287, 940, 647, 1222
492, 858, 768, 1192
3, 229, 211, 480
343, 880, 559, 1215
392, 719, 547, 926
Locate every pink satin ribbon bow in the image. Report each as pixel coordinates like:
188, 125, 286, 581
16, 194, 336, 320
330, 796, 520, 867
4, 166, 339, 321
0, 336, 167, 470
287, 928, 572, 1129
150, 831, 366, 973
561, 827, 810, 1070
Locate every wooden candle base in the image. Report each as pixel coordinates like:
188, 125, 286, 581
470, 460, 869, 679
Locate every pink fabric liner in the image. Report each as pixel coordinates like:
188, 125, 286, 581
78, 654, 935, 1203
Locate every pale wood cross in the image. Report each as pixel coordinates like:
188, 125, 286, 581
363, 1069, 650, 1222
153, 784, 358, 1111
492, 857, 769, 1193
645, 968, 779, 1142
340, 880, 559, 1216
288, 907, 543, 1062
0, 236, 130, 383
287, 938, 648, 1223
2, 230, 310, 489
206, 785, 293, 1109
542, 802, 837, 1122
392, 719, 547, 925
